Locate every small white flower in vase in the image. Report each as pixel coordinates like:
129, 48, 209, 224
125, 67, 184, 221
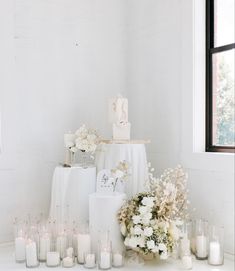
111, 161, 130, 192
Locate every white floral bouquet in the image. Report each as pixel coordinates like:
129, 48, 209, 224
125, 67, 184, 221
118, 165, 189, 259
111, 161, 130, 192
75, 124, 100, 153
64, 124, 100, 154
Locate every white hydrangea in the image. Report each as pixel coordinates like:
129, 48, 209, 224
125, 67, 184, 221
133, 225, 143, 235
146, 240, 155, 250
132, 215, 141, 225
143, 227, 153, 237
141, 197, 155, 208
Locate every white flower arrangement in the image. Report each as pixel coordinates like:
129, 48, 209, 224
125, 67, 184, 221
118, 165, 189, 259
111, 161, 130, 192
64, 124, 100, 154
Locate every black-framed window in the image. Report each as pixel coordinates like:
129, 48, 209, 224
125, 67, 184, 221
206, 0, 235, 153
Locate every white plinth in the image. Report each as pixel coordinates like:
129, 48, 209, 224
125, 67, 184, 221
95, 143, 148, 198
89, 192, 126, 253
49, 166, 96, 224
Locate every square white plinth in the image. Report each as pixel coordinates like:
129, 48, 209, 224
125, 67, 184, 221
113, 123, 131, 140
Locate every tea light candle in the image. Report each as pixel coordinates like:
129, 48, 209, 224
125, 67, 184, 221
15, 236, 26, 262
100, 251, 111, 269
209, 241, 221, 265
25, 240, 38, 267
182, 255, 193, 270
63, 256, 74, 267
39, 234, 50, 261
112, 252, 123, 267
46, 251, 60, 267
84, 253, 96, 268
77, 233, 91, 264
196, 235, 207, 259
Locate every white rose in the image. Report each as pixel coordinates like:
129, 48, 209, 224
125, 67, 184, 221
114, 169, 124, 179
137, 237, 145, 248
141, 213, 152, 225
143, 227, 153, 237
146, 240, 155, 250
128, 237, 138, 248
160, 251, 168, 260
158, 243, 167, 253
70, 147, 78, 153
139, 206, 149, 215
141, 197, 155, 208
132, 215, 141, 224
133, 225, 143, 235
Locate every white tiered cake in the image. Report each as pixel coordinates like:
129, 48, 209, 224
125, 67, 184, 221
109, 95, 131, 140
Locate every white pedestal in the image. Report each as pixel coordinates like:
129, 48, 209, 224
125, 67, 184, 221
95, 143, 148, 198
89, 192, 126, 253
49, 166, 96, 224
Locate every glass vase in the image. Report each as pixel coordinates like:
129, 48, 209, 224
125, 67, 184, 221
25, 234, 40, 268
208, 226, 224, 266
78, 150, 93, 168
14, 221, 26, 263
195, 219, 208, 260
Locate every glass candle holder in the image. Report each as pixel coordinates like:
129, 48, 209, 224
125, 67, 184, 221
195, 219, 208, 260
190, 220, 196, 255
25, 236, 39, 268
56, 230, 68, 259
98, 240, 112, 270
62, 246, 75, 268
77, 225, 91, 264
84, 252, 96, 269
46, 238, 61, 268
112, 251, 124, 268
39, 231, 51, 262
181, 251, 193, 270
180, 220, 192, 259
208, 225, 224, 266
14, 225, 26, 263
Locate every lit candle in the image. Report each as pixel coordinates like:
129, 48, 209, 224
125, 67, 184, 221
39, 234, 50, 261
62, 256, 74, 267
182, 255, 193, 270
77, 233, 91, 264
196, 235, 207, 259
15, 236, 26, 262
112, 252, 123, 267
84, 253, 96, 268
100, 251, 111, 269
46, 251, 60, 267
25, 240, 38, 267
209, 241, 222, 265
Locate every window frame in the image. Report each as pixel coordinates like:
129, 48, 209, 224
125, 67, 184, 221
206, 0, 235, 153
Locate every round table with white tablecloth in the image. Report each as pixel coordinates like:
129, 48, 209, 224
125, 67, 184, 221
49, 166, 96, 224
95, 141, 149, 198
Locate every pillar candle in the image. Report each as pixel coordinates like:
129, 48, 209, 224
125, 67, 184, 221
100, 251, 111, 269
56, 235, 67, 259
39, 234, 50, 261
77, 233, 91, 264
112, 252, 123, 267
46, 251, 60, 267
63, 256, 74, 267
15, 237, 26, 262
196, 235, 207, 258
209, 241, 222, 265
26, 240, 38, 267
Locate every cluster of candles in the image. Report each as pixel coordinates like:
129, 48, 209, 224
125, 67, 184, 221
178, 219, 224, 270
14, 216, 124, 270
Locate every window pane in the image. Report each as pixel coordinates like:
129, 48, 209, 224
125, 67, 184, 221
212, 49, 235, 146
214, 0, 234, 47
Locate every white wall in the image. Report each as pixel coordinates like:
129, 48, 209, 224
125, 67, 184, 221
0, 0, 127, 243
127, 0, 234, 254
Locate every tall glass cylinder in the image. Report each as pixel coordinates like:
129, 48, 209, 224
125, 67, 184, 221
14, 222, 26, 263
98, 232, 112, 270
180, 220, 192, 259
25, 234, 39, 268
77, 224, 91, 264
39, 229, 51, 262
208, 226, 224, 266
195, 219, 208, 260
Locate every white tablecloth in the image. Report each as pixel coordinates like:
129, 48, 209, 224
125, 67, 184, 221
49, 166, 96, 224
95, 144, 148, 198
